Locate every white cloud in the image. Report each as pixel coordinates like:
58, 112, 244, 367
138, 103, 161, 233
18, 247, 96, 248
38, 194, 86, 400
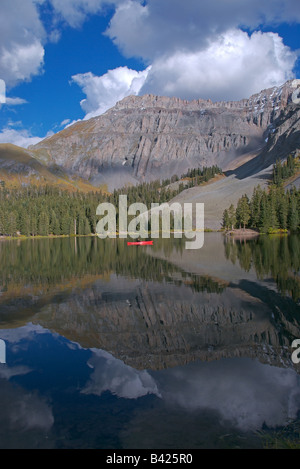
0, 0, 46, 87
60, 118, 72, 127
5, 97, 28, 106
72, 65, 150, 118
0, 127, 53, 148
139, 29, 297, 101
49, 0, 104, 27
0, 0, 299, 138
0, 41, 45, 88
70, 27, 297, 116
106, 0, 300, 61
49, 0, 122, 28
103, 0, 299, 102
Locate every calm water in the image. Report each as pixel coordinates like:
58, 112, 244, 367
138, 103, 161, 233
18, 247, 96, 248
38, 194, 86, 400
0, 233, 300, 449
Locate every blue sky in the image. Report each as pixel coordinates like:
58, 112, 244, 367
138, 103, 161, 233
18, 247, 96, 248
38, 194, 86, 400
0, 0, 299, 148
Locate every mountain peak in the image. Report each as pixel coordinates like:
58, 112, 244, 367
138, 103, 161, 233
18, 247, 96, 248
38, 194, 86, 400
29, 80, 300, 190
109, 79, 298, 113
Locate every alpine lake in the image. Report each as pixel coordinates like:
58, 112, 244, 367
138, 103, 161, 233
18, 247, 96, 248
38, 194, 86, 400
0, 232, 300, 449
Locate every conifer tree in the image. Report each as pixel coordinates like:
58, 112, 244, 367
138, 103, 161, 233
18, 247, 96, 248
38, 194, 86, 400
250, 185, 263, 228
228, 204, 236, 230
222, 209, 230, 230
38, 211, 50, 236
7, 211, 18, 237
236, 195, 250, 229
277, 187, 288, 230
289, 193, 299, 232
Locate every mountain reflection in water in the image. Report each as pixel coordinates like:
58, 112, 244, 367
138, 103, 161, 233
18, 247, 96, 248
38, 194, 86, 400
0, 233, 299, 448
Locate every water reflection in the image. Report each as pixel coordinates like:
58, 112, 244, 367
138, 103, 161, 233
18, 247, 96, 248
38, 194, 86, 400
224, 234, 300, 303
0, 235, 300, 371
0, 323, 300, 449
0, 234, 300, 448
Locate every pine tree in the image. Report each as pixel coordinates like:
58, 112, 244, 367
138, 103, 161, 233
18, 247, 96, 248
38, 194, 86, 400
287, 154, 295, 177
19, 212, 31, 236
84, 217, 91, 235
289, 193, 299, 232
0, 208, 7, 235
273, 159, 283, 186
222, 209, 230, 230
250, 185, 263, 229
60, 213, 72, 235
228, 204, 236, 230
278, 188, 288, 230
38, 211, 50, 236
236, 195, 250, 229
259, 192, 270, 232
268, 186, 279, 230
50, 210, 61, 235
30, 214, 38, 237
7, 211, 18, 237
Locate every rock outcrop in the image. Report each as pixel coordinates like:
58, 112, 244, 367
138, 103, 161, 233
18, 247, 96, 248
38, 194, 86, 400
29, 80, 300, 190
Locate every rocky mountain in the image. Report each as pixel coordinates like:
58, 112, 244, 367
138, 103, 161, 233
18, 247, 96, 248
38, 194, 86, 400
29, 79, 300, 190
226, 98, 300, 179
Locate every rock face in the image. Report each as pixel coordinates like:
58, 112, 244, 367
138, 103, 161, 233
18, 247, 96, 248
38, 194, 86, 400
30, 80, 300, 190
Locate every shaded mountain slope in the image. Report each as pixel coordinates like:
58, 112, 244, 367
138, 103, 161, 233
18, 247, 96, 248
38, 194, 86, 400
0, 143, 102, 192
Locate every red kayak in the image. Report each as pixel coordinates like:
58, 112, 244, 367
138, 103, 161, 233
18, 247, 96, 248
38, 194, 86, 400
127, 240, 153, 246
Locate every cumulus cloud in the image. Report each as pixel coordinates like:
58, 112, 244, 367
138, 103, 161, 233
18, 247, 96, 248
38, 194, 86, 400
71, 28, 297, 112
49, 0, 124, 28
49, 0, 105, 27
139, 29, 297, 101
72, 65, 150, 118
0, 0, 116, 88
0, 41, 45, 88
0, 127, 53, 148
106, 0, 300, 61
103, 0, 300, 102
0, 0, 46, 87
1, 0, 299, 130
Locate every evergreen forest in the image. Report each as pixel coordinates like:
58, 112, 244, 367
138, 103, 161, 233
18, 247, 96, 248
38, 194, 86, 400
0, 165, 221, 237
223, 155, 300, 233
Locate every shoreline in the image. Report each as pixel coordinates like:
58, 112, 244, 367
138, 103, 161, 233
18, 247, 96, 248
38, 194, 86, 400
0, 228, 293, 242
225, 229, 260, 238
224, 228, 290, 238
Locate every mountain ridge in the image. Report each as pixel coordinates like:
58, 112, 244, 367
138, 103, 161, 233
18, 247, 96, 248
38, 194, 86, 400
0, 80, 299, 228
0, 143, 103, 192
28, 79, 300, 190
